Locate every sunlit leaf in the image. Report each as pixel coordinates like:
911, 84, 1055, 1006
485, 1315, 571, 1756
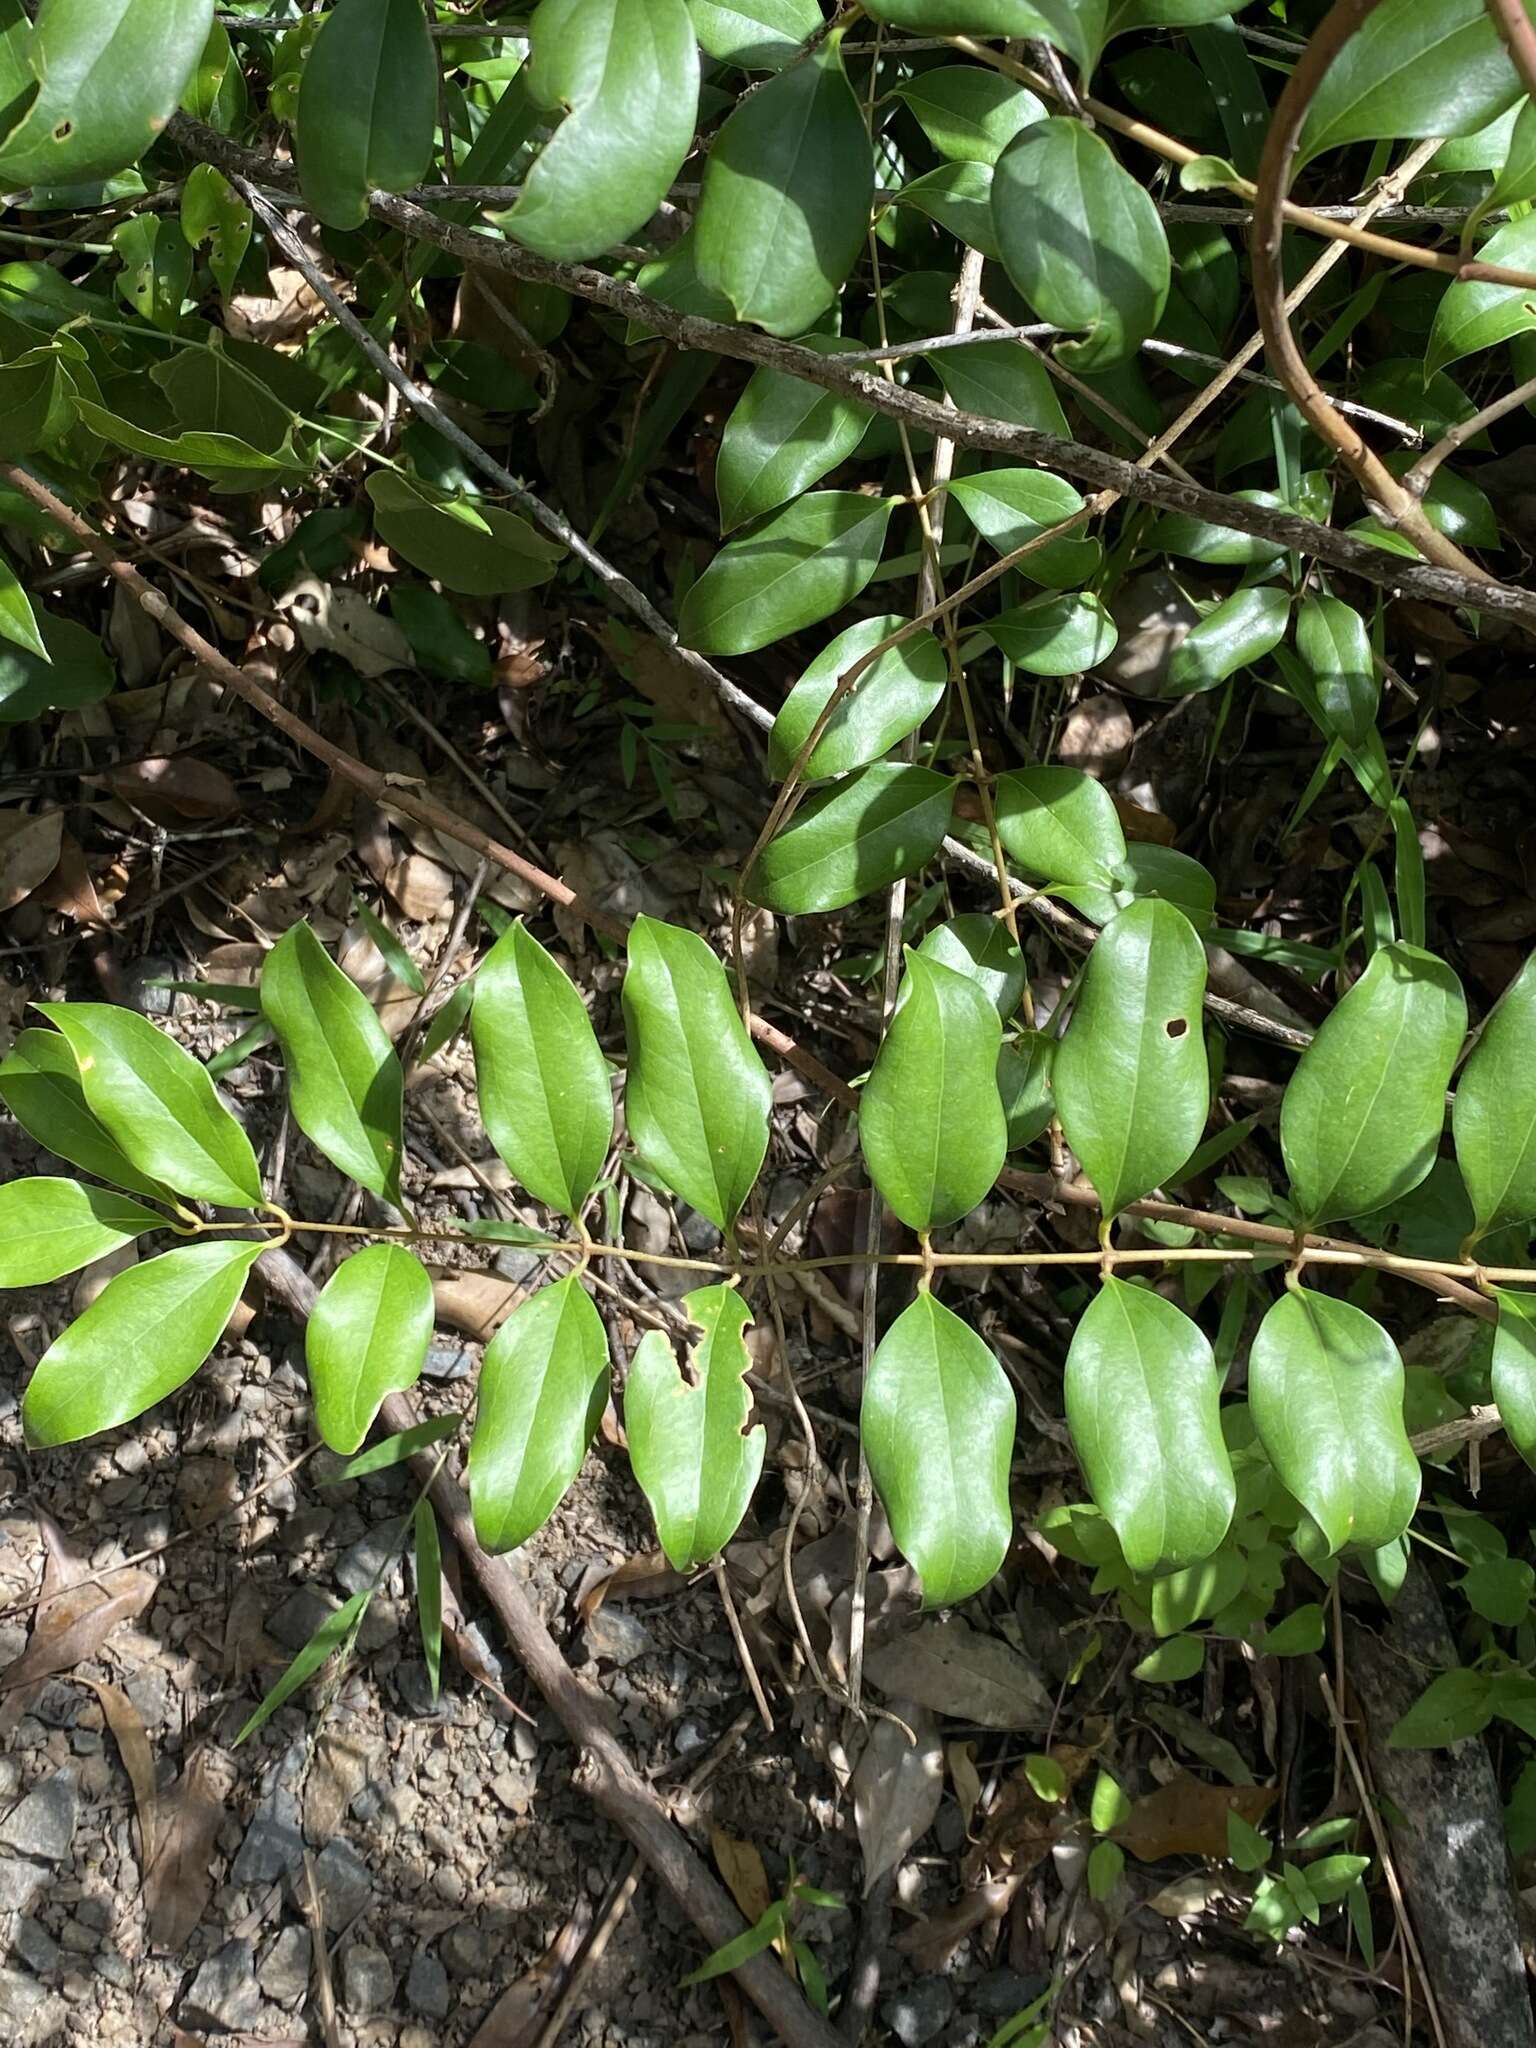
305, 1243, 433, 1454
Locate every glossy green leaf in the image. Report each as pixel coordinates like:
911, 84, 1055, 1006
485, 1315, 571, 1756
929, 341, 1070, 440
113, 216, 192, 332
1295, 594, 1377, 747
984, 592, 1118, 676
236, 1589, 372, 1744
896, 65, 1045, 165
993, 766, 1127, 887
351, 896, 426, 996
626, 1284, 766, 1570
863, 1291, 1015, 1605
1248, 1288, 1419, 1555
1260, 1603, 1327, 1657
947, 468, 1097, 588
688, 0, 821, 68
0, 544, 45, 660
69, 398, 305, 487
367, 473, 566, 595
1108, 0, 1241, 27
306, 1244, 432, 1454
716, 342, 873, 532
295, 0, 435, 230
917, 915, 1026, 1019
1052, 842, 1219, 932
694, 39, 873, 337
392, 585, 492, 687
768, 615, 948, 781
1065, 1277, 1233, 1573
999, 1031, 1055, 1147
621, 915, 771, 1231
1166, 586, 1289, 695
747, 762, 954, 915
861, 952, 1006, 1230
1280, 942, 1465, 1227
1052, 899, 1209, 1218
0, 1179, 164, 1289
0, 0, 213, 187
1388, 1667, 1494, 1749
897, 162, 1001, 260
1299, 0, 1528, 167
23, 1238, 262, 1447
413, 1497, 442, 1698
418, 979, 475, 1065
1152, 488, 1292, 568
471, 920, 613, 1219
993, 117, 1170, 370
1132, 1634, 1205, 1683
862, 0, 1051, 33
1493, 99, 1536, 206
470, 1273, 609, 1551
331, 1413, 458, 1482
1490, 1289, 1536, 1472
0, 1029, 174, 1203
680, 491, 894, 656
500, 0, 698, 262
1453, 953, 1536, 1238
261, 921, 404, 1207
1426, 214, 1536, 377
36, 1003, 261, 1210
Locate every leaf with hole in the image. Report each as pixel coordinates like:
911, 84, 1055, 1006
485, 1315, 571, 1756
180, 164, 251, 302
746, 762, 955, 916
367, 473, 567, 595
863, 1291, 1015, 1606
626, 1285, 766, 1571
1454, 951, 1536, 1240
1166, 585, 1289, 696
861, 951, 1006, 1230
0, 1180, 165, 1289
1281, 942, 1465, 1228
1248, 1288, 1419, 1555
716, 340, 873, 532
993, 765, 1128, 887
261, 921, 404, 1208
1052, 899, 1209, 1219
679, 491, 895, 656
306, 1244, 433, 1455
294, 0, 435, 230
768, 615, 948, 782
622, 915, 771, 1231
1065, 1277, 1233, 1573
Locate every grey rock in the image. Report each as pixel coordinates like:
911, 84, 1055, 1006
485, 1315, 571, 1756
422, 1344, 472, 1382
396, 1660, 451, 1720
336, 1517, 408, 1598
342, 1944, 394, 2017
231, 1810, 303, 1886
0, 1859, 44, 1913
680, 1209, 722, 1256
672, 1718, 709, 1758
0, 1967, 59, 2033
406, 1951, 451, 2019
442, 1922, 500, 1979
124, 955, 180, 1016
583, 1606, 654, 1668
183, 1939, 262, 2032
268, 1584, 344, 1652
94, 1952, 132, 1989
13, 1919, 60, 1974
493, 1246, 545, 1287
310, 1836, 372, 1924
0, 1769, 78, 1862
259, 1926, 311, 2006
971, 1970, 1051, 2018
32, 1682, 80, 1729
882, 1979, 955, 2048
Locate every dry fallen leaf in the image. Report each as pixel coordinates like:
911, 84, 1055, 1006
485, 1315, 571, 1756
1113, 1773, 1277, 1862
712, 1825, 774, 1928
281, 578, 411, 678
86, 1679, 159, 1871
107, 756, 241, 823
431, 1268, 528, 1341
852, 1702, 943, 1891
465, 1897, 593, 2048
35, 828, 105, 925
0, 807, 63, 912
862, 1616, 1053, 1731
965, 1740, 1100, 1883
146, 1748, 228, 1952
577, 1550, 688, 1624
0, 1568, 157, 1694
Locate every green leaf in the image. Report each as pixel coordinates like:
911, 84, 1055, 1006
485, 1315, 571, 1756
23, 1238, 262, 1447
984, 593, 1118, 676
1454, 952, 1536, 1239
1087, 1839, 1124, 1901
1057, 842, 1218, 932
351, 896, 426, 996
863, 0, 1051, 34
929, 341, 1070, 440
36, 1003, 262, 1210
367, 473, 566, 595
1493, 99, 1536, 206
626, 1284, 766, 1570
1491, 1289, 1536, 1472
768, 615, 948, 781
413, 1497, 442, 1699
236, 1589, 372, 1743
0, 543, 45, 661
863, 1291, 1015, 1606
1064, 1277, 1233, 1573
1227, 1807, 1270, 1872
896, 161, 1002, 261
153, 346, 292, 456
1109, 0, 1242, 28
330, 1412, 458, 1481
1091, 1769, 1131, 1832
998, 1031, 1055, 1147
993, 766, 1127, 887
1462, 1555, 1535, 1627
1151, 489, 1292, 568
861, 952, 1006, 1230
472, 920, 613, 1220
993, 117, 1170, 370
947, 469, 1097, 588
896, 65, 1045, 165
716, 341, 873, 532
1052, 899, 1209, 1218
1295, 595, 1377, 747
261, 921, 404, 1207
0, 1028, 175, 1202
917, 914, 1026, 1019
0, 0, 213, 187
622, 915, 771, 1231
678, 491, 895, 656
113, 216, 192, 332
1388, 1666, 1494, 1749
746, 762, 955, 915
1166, 586, 1290, 696
500, 0, 698, 262
681, 1901, 789, 1987
1426, 214, 1536, 377
418, 979, 475, 1065
1299, 0, 1527, 167
0, 353, 74, 462
1260, 1603, 1326, 1657
688, 0, 821, 68
390, 584, 492, 686
0, 1179, 165, 1288
181, 164, 250, 302
69, 398, 306, 487
469, 1274, 610, 1551
294, 0, 435, 231
1280, 942, 1465, 1228
305, 1243, 433, 1454
1248, 1288, 1419, 1555
1132, 1634, 1205, 1683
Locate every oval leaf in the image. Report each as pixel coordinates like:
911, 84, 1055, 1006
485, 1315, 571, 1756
1280, 942, 1465, 1228
985, 592, 1119, 675
621, 915, 771, 1231
1053, 899, 1209, 1219
0, 1028, 175, 1203
261, 921, 404, 1207
768, 615, 948, 782
1455, 952, 1536, 1239
23, 1238, 262, 1448
994, 765, 1127, 886
929, 341, 1070, 439
896, 64, 1046, 165
863, 1291, 1016, 1606
1491, 1288, 1536, 1473
1426, 214, 1536, 377
746, 762, 955, 915
367, 473, 566, 595
469, 1273, 610, 1551
294, 0, 435, 230
1064, 1276, 1234, 1574
688, 0, 822, 68
916, 914, 1026, 1019
1298, 0, 1524, 166
947, 468, 1095, 587
36, 1002, 261, 1210
0, 1179, 165, 1288
1166, 585, 1290, 696
472, 920, 614, 1220
625, 1284, 766, 1570
1248, 1287, 1420, 1555
717, 342, 873, 532
306, 1243, 433, 1454
678, 491, 895, 656
861, 951, 1006, 1230
1295, 594, 1377, 747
